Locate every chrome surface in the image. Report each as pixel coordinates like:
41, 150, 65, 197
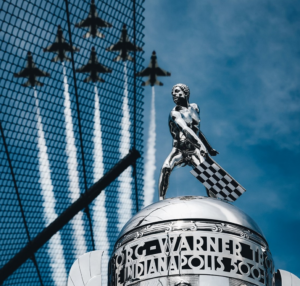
159, 84, 218, 200
68, 250, 103, 286
111, 220, 273, 286
109, 196, 275, 286
199, 275, 230, 286
276, 269, 300, 286
118, 196, 264, 239
115, 220, 267, 250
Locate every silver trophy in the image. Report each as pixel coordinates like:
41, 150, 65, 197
159, 83, 246, 202
67, 84, 300, 286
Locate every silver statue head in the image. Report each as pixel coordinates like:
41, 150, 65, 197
172, 83, 190, 106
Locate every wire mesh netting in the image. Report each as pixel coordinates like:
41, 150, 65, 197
0, 0, 145, 285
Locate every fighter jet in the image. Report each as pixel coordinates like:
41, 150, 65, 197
13, 52, 50, 87
75, 0, 112, 39
136, 51, 171, 86
106, 24, 143, 62
76, 47, 112, 83
43, 25, 79, 62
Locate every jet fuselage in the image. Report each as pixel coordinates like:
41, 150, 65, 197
148, 55, 158, 86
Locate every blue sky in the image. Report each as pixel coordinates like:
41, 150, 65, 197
142, 0, 300, 277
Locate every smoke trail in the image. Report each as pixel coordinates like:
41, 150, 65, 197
143, 86, 156, 207
62, 62, 87, 256
93, 84, 109, 286
117, 62, 133, 231
33, 88, 67, 285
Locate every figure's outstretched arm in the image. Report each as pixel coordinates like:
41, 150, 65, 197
199, 130, 219, 156
170, 111, 206, 153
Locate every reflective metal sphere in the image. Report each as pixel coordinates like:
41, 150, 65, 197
118, 196, 264, 239
109, 196, 274, 286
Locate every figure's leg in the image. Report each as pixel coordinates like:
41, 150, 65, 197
158, 148, 184, 200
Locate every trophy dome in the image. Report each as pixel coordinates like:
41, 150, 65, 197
118, 196, 264, 239
110, 196, 274, 286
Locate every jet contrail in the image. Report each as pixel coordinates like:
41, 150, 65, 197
143, 86, 156, 207
93, 84, 109, 286
62, 62, 87, 256
33, 87, 67, 285
117, 62, 133, 231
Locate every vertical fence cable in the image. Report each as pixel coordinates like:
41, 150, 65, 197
0, 120, 44, 286
64, 0, 95, 250
133, 0, 139, 213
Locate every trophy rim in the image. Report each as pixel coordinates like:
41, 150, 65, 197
118, 196, 264, 239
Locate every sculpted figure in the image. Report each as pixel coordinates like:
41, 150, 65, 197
158, 83, 218, 200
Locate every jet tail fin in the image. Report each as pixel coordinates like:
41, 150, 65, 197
64, 56, 72, 62
22, 80, 43, 87
142, 79, 150, 86
83, 76, 92, 83
52, 53, 72, 62
142, 79, 163, 86
83, 76, 105, 83
113, 54, 134, 62
83, 31, 105, 39
83, 32, 92, 39
51, 55, 60, 62
96, 30, 105, 38
113, 55, 123, 62
127, 54, 134, 62
156, 79, 163, 86
96, 77, 105, 83
35, 81, 44, 87
22, 81, 32, 87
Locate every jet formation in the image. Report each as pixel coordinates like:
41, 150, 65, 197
43, 25, 79, 62
13, 52, 50, 87
76, 47, 112, 83
136, 51, 171, 86
106, 24, 143, 62
75, 0, 112, 38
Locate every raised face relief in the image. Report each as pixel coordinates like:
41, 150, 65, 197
172, 85, 187, 105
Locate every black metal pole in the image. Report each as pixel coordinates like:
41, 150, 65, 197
132, 0, 139, 213
0, 148, 140, 284
63, 0, 95, 250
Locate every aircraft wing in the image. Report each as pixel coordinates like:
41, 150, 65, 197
44, 43, 59, 52
76, 64, 91, 73
33, 68, 50, 77
106, 41, 123, 51
136, 67, 151, 77
125, 41, 143, 51
75, 16, 92, 28
14, 69, 30, 78
155, 67, 171, 76
94, 63, 112, 73
95, 17, 112, 27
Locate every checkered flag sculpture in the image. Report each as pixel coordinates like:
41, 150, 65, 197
190, 156, 246, 202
